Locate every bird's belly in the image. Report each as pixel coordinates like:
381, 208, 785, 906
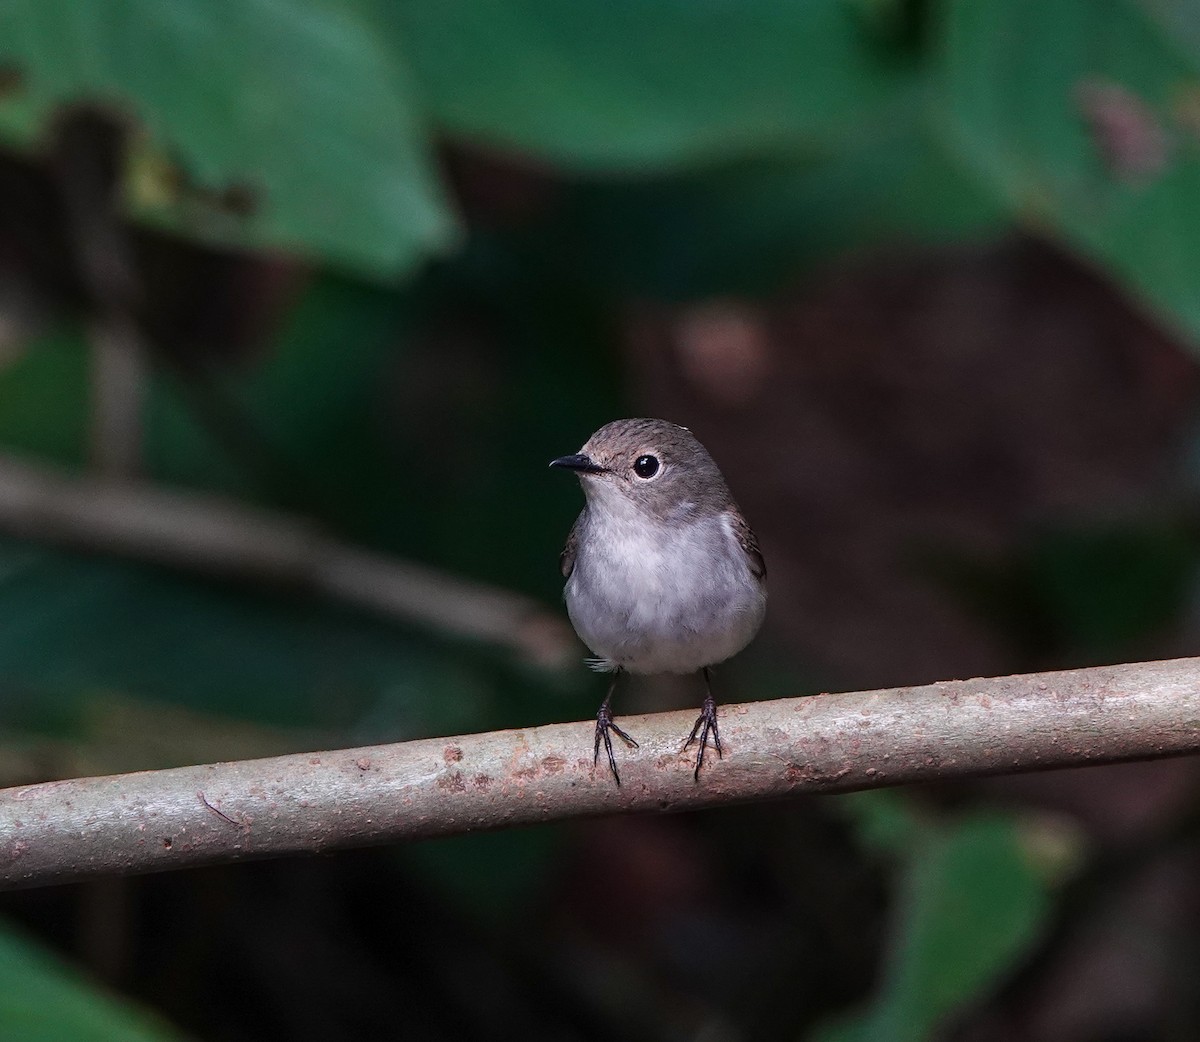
564, 529, 765, 674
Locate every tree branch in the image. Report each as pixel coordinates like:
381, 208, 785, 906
3, 657, 1198, 891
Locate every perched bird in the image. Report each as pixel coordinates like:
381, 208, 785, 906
550, 418, 766, 782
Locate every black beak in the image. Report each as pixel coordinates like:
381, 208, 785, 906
549, 453, 606, 474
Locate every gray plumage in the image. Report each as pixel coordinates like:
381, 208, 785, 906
558, 419, 765, 673
550, 418, 766, 781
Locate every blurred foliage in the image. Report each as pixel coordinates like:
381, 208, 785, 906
0, 918, 182, 1041
932, 519, 1200, 661
817, 795, 1056, 1042
557, 120, 1007, 299
0, 0, 1198, 339
0, 0, 456, 274
0, 0, 1197, 1039
935, 0, 1200, 339
379, 0, 912, 168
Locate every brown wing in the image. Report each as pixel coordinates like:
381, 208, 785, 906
560, 514, 582, 578
727, 507, 766, 580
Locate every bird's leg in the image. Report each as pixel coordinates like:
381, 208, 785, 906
684, 666, 723, 780
595, 670, 639, 784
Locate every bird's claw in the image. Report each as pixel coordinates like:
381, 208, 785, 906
683, 694, 722, 780
594, 701, 639, 785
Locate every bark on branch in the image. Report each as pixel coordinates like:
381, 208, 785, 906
2, 657, 1198, 891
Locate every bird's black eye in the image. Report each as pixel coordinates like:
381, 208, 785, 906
633, 454, 660, 479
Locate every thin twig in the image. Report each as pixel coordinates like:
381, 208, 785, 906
0, 453, 577, 669
197, 790, 248, 830
2, 657, 1198, 891
52, 109, 147, 479
87, 315, 147, 479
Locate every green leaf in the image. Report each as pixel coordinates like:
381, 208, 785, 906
926, 521, 1198, 659
386, 0, 914, 170
1028, 524, 1197, 652
933, 0, 1200, 344
0, 327, 89, 468
0, 917, 183, 1042
562, 115, 1007, 298
0, 0, 458, 276
143, 274, 410, 517
0, 536, 491, 743
816, 808, 1052, 1042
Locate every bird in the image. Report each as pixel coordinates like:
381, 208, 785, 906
549, 418, 766, 782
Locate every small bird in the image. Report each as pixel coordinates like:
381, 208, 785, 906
550, 418, 766, 782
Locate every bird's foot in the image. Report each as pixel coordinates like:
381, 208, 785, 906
594, 702, 639, 785
683, 693, 722, 780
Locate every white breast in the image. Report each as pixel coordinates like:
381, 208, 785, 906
564, 506, 766, 675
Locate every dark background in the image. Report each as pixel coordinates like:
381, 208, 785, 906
1, 2, 1199, 1039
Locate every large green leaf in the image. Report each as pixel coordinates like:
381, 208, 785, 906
0, 917, 183, 1042
561, 116, 1006, 298
867, 817, 1050, 1040
385, 0, 914, 170
0, 536, 495, 747
933, 0, 1200, 342
0, 0, 457, 276
815, 799, 1053, 1042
